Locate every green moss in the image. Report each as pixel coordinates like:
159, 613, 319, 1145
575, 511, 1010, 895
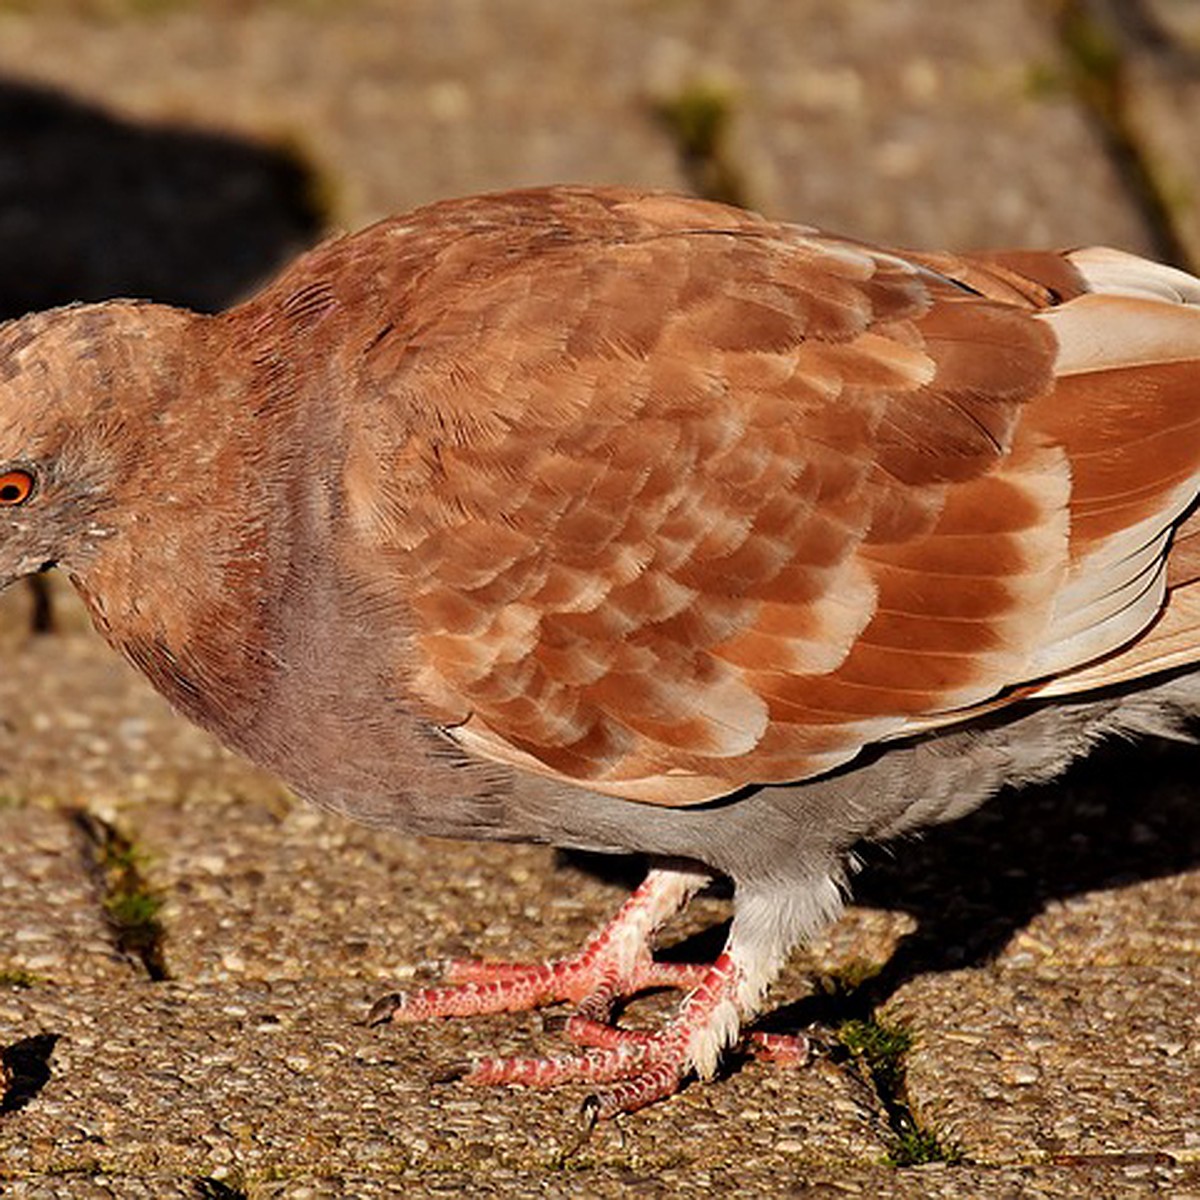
102, 856, 167, 976
75, 811, 169, 981
837, 1014, 913, 1096
652, 81, 749, 208
0, 968, 44, 988
654, 82, 733, 163
888, 1124, 963, 1168
835, 1013, 962, 1167
104, 888, 164, 940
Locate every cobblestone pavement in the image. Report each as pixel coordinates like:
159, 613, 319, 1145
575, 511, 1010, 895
0, 2, 1199, 1196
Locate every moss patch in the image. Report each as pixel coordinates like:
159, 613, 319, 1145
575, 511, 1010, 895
652, 81, 749, 208
834, 1012, 962, 1167
0, 968, 44, 988
74, 810, 169, 981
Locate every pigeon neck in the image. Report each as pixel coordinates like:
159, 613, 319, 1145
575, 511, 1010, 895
56, 301, 314, 739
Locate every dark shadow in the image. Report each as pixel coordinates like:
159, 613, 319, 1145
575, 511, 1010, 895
0, 77, 322, 631
564, 735, 1200, 1031
0, 77, 321, 318
1091, 0, 1200, 69
1, 1032, 60, 1114
554, 848, 648, 891
193, 1177, 250, 1200
754, 736, 1200, 1033
850, 736, 1200, 996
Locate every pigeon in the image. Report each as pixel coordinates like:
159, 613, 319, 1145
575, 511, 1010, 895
3, 185, 1200, 1119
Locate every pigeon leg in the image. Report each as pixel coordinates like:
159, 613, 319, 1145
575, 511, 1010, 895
454, 949, 748, 1116
450, 947, 810, 1117
367, 865, 711, 1025
370, 871, 827, 1115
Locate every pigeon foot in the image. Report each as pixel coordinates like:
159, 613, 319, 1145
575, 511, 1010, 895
442, 951, 810, 1117
368, 867, 802, 1114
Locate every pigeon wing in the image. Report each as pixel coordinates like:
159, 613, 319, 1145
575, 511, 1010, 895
330, 193, 1200, 803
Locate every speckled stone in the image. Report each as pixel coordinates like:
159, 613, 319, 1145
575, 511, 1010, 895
0, 0, 1149, 252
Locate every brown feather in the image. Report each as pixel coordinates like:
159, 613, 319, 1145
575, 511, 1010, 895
314, 195, 1200, 801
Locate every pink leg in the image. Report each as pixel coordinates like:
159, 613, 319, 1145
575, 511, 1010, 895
367, 866, 709, 1026
746, 1030, 812, 1067
451, 951, 808, 1116
461, 951, 743, 1115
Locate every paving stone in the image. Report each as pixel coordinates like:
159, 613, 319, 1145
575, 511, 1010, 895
894, 965, 1200, 1168
0, 981, 891, 1189
0, 804, 130, 988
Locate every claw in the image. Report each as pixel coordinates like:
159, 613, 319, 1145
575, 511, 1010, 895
578, 1093, 601, 1133
366, 993, 404, 1027
429, 1062, 471, 1085
556, 1093, 602, 1160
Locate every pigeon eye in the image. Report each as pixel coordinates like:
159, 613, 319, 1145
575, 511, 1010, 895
0, 469, 35, 506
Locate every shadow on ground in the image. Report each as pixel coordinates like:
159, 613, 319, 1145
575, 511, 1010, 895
0, 75, 323, 629
0, 1034, 59, 1116
0, 76, 321, 318
567, 732, 1200, 1026
747, 732, 1200, 1035
847, 735, 1200, 992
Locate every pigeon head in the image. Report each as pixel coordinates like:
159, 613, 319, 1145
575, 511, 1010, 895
0, 302, 198, 587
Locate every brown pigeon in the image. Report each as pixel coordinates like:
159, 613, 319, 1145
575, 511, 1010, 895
3, 185, 1200, 1118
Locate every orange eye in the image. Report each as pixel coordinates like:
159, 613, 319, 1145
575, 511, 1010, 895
0, 469, 35, 506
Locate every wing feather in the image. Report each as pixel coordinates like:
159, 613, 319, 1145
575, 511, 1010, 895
324, 189, 1200, 803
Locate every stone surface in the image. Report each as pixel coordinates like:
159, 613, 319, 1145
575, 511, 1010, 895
0, 1, 1198, 1196
896, 966, 1199, 1167
0, 0, 1150, 251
